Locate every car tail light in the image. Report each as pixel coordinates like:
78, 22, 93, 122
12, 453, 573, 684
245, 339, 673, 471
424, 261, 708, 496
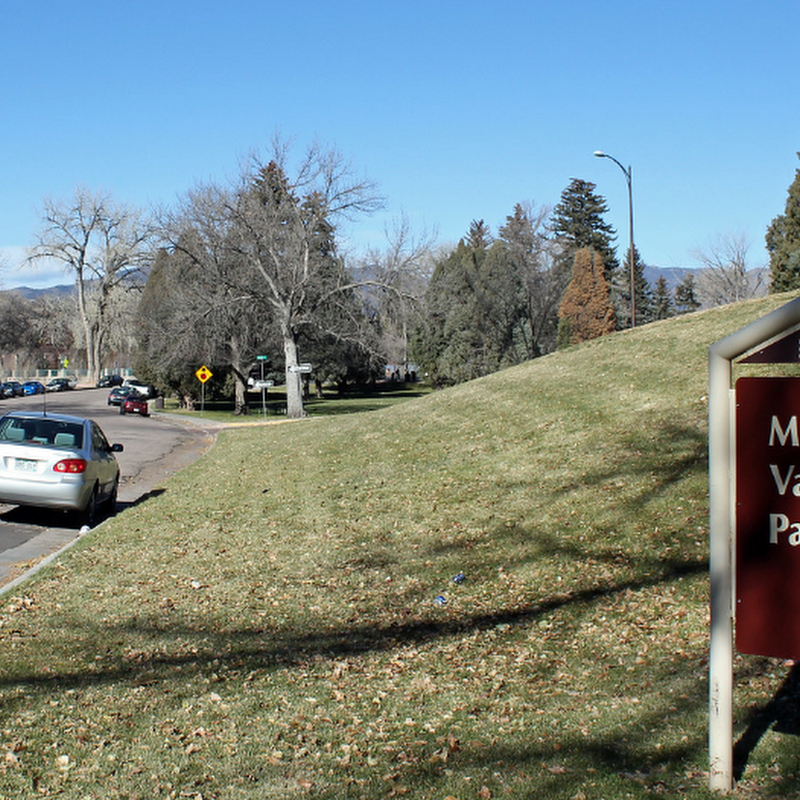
54, 459, 87, 474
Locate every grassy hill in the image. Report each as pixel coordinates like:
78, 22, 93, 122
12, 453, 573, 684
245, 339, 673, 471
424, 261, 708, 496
1, 294, 799, 798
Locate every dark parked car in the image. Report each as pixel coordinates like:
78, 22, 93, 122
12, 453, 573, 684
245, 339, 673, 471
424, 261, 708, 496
22, 381, 46, 396
46, 377, 76, 392
0, 411, 123, 525
107, 386, 136, 406
1, 381, 24, 398
96, 375, 123, 388
120, 394, 149, 416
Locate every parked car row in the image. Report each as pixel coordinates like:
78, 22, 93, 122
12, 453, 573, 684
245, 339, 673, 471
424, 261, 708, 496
0, 378, 77, 398
0, 374, 157, 421
0, 372, 165, 526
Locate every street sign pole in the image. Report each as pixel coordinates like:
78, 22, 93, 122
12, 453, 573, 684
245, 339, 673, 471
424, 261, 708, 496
257, 356, 269, 419
195, 365, 213, 417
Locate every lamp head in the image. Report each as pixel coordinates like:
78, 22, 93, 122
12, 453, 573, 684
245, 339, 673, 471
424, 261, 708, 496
593, 150, 606, 158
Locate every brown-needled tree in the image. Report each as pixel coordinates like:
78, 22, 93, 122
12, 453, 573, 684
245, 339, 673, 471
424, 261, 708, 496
557, 247, 616, 347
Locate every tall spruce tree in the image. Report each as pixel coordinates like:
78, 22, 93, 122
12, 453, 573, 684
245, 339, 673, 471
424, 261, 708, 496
767, 153, 800, 292
550, 179, 618, 282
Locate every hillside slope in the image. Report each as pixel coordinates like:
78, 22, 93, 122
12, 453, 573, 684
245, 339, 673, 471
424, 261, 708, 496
1, 293, 799, 798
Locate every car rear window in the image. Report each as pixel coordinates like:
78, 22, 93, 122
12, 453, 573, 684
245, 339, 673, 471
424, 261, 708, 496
0, 419, 84, 448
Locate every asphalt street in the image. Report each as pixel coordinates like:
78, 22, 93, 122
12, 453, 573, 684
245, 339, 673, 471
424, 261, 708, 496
0, 387, 222, 589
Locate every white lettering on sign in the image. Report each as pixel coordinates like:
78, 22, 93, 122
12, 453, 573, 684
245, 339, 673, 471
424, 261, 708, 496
767, 417, 800, 544
770, 416, 800, 446
766, 419, 800, 543
769, 513, 800, 545
770, 464, 800, 496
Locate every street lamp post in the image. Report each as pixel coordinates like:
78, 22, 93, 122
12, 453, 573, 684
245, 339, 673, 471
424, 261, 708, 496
594, 150, 635, 328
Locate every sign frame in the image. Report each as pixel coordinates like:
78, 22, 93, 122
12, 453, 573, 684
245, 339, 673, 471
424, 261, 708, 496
709, 296, 800, 792
734, 376, 800, 658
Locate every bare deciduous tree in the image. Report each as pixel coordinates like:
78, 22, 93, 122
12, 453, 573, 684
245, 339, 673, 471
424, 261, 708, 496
28, 188, 155, 381
357, 214, 437, 373
693, 233, 765, 307
226, 141, 384, 418
153, 184, 276, 413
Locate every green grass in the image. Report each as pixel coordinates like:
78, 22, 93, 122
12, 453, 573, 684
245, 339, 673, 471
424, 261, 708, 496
164, 382, 432, 423
1, 295, 800, 798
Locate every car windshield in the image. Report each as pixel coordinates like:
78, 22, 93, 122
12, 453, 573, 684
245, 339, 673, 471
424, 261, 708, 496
0, 418, 84, 448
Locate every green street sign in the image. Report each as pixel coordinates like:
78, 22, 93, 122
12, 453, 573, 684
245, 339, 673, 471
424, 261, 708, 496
256, 355, 269, 361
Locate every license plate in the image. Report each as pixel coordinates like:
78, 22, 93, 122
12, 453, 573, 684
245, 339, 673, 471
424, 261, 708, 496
14, 459, 38, 473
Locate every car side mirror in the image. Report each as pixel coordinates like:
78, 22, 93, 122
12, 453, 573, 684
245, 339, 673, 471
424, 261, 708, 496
111, 443, 124, 453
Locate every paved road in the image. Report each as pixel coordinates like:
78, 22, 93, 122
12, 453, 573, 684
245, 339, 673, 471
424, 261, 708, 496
0, 388, 221, 588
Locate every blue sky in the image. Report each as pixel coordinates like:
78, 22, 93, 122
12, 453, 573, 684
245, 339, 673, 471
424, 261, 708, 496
2, 0, 799, 288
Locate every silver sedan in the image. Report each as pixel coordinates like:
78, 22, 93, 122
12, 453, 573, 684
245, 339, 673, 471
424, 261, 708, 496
0, 411, 123, 525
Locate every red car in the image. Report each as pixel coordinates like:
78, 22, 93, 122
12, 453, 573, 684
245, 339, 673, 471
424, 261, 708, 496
120, 394, 149, 417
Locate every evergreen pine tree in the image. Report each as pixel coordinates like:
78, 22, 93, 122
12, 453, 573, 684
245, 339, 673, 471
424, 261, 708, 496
498, 202, 565, 357
412, 219, 533, 385
674, 273, 701, 314
466, 219, 493, 250
652, 276, 674, 320
613, 245, 654, 325
767, 153, 800, 292
550, 179, 618, 281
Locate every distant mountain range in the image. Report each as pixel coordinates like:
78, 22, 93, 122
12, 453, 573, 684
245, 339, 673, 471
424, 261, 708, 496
643, 266, 697, 292
6, 284, 74, 299
4, 266, 770, 302
644, 265, 769, 299
8, 272, 702, 298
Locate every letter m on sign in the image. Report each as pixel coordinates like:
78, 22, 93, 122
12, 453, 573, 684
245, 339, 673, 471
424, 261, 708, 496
770, 415, 800, 446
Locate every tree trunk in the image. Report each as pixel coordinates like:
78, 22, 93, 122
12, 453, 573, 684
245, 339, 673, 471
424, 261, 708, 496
234, 378, 248, 415
229, 338, 250, 415
75, 270, 97, 382
91, 323, 103, 385
283, 334, 305, 419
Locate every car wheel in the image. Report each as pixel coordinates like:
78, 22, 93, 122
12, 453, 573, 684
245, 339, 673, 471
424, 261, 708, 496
105, 480, 119, 517
80, 487, 98, 529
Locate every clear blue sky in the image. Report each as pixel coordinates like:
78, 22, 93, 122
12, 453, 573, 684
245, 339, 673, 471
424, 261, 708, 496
2, 0, 799, 288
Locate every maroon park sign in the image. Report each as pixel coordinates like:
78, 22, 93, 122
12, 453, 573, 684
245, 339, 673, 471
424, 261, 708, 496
736, 376, 800, 658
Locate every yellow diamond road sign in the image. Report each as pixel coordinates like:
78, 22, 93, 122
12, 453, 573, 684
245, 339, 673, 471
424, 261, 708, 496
196, 365, 213, 384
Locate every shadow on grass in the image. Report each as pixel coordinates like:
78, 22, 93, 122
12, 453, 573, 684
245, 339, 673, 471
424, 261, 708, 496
0, 557, 705, 694
0, 556, 716, 796
734, 663, 800, 780
549, 421, 707, 510
115, 488, 166, 513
